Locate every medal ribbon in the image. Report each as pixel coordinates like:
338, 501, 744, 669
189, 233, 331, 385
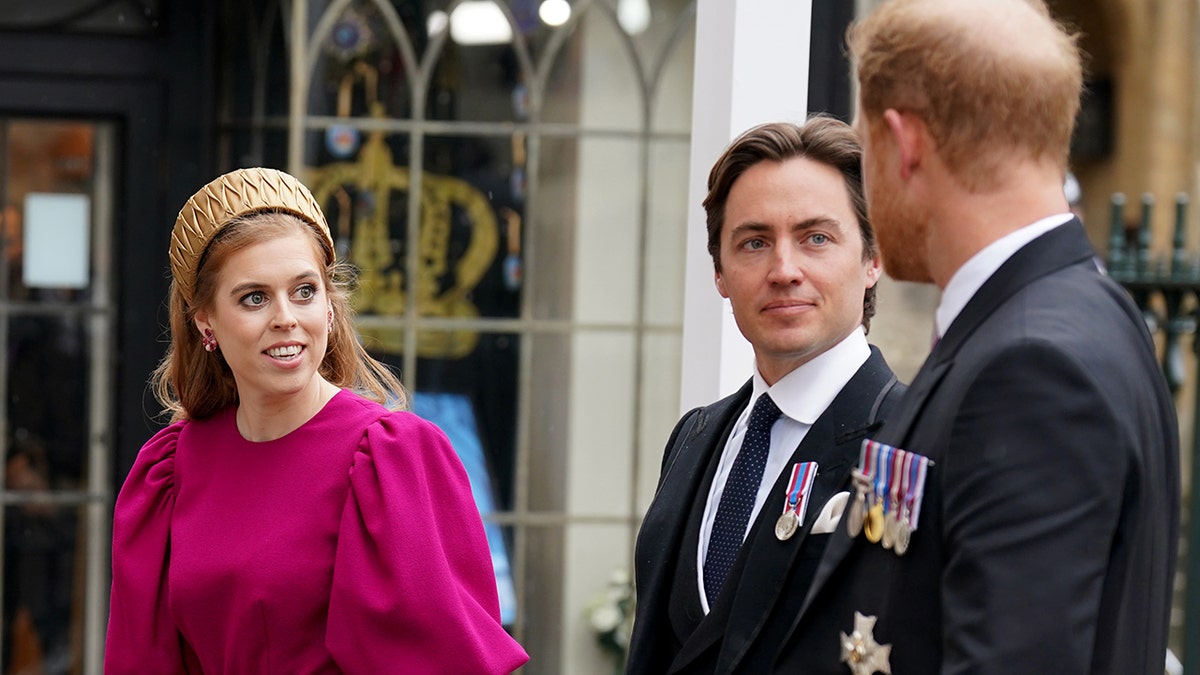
886, 448, 904, 515
910, 455, 930, 531
901, 451, 917, 524
855, 439, 875, 500
858, 439, 873, 477
873, 443, 890, 509
781, 461, 819, 523
899, 450, 914, 516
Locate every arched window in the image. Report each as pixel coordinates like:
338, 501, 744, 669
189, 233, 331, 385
218, 1, 695, 669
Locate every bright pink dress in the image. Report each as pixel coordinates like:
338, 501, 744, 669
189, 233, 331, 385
105, 389, 528, 674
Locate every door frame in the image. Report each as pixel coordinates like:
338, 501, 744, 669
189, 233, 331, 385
0, 9, 217, 669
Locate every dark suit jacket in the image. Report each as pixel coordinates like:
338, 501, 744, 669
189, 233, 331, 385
774, 221, 1180, 673
627, 347, 905, 675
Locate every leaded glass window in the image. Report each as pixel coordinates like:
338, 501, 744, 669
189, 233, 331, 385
217, 1, 695, 670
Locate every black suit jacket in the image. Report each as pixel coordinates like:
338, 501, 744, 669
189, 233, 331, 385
627, 347, 905, 675
775, 221, 1180, 673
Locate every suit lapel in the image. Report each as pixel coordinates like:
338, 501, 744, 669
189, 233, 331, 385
794, 356, 950, 625
938, 219, 1095, 358
668, 350, 899, 674
792, 219, 1099, 625
713, 416, 859, 669
630, 382, 750, 670
647, 382, 750, 548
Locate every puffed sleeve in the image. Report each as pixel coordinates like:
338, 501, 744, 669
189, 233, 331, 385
105, 422, 189, 674
327, 412, 529, 674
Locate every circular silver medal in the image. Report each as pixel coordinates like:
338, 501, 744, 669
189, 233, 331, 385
882, 513, 897, 549
894, 522, 911, 555
846, 494, 865, 537
775, 513, 798, 541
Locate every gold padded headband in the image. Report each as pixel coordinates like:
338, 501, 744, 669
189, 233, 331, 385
170, 167, 334, 304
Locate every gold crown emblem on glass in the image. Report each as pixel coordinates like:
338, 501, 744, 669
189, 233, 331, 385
170, 167, 334, 304
307, 98, 499, 360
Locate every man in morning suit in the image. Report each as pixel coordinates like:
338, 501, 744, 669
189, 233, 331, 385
771, 1, 1180, 673
626, 117, 906, 674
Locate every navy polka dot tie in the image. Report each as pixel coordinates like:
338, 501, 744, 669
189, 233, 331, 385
703, 393, 782, 603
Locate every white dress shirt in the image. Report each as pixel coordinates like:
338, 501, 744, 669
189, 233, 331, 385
696, 327, 870, 612
935, 213, 1074, 340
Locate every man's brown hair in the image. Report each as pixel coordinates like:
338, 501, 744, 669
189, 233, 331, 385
703, 117, 878, 331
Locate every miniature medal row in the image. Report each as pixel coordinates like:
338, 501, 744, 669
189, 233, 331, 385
846, 439, 931, 555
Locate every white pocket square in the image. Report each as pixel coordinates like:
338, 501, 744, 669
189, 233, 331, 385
810, 491, 849, 535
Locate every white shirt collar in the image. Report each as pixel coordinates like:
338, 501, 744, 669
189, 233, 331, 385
748, 326, 870, 425
935, 213, 1074, 339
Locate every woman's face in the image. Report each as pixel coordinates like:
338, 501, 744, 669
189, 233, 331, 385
193, 230, 331, 406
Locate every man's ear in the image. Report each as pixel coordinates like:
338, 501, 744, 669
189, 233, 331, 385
865, 255, 883, 288
714, 270, 728, 299
883, 108, 925, 181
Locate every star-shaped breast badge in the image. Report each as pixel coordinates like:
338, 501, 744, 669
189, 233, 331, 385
839, 611, 892, 675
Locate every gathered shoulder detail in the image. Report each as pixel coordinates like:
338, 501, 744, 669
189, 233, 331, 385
327, 410, 528, 673
105, 421, 188, 673
356, 410, 461, 474
140, 421, 183, 492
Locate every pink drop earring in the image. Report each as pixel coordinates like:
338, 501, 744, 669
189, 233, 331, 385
202, 328, 218, 352
327, 310, 334, 334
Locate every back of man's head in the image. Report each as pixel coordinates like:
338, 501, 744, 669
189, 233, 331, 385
848, 0, 1083, 192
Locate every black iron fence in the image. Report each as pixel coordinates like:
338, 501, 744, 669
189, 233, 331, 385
1106, 192, 1198, 673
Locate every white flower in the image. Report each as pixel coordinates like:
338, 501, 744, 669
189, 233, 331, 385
609, 568, 631, 586
605, 585, 629, 603
590, 604, 623, 633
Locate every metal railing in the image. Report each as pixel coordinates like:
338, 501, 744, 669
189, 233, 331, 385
1106, 192, 1198, 673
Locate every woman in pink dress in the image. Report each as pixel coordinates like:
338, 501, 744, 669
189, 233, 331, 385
104, 168, 528, 674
